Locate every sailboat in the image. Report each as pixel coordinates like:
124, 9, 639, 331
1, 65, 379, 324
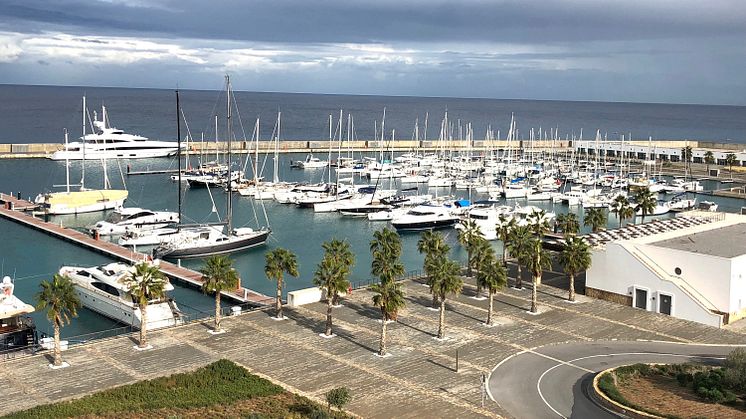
35, 96, 129, 215
154, 77, 270, 259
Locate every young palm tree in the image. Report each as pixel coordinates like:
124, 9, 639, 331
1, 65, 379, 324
557, 212, 580, 236
199, 255, 239, 332
429, 256, 463, 339
681, 145, 693, 178
704, 151, 715, 174
610, 195, 629, 227
583, 207, 607, 233
457, 219, 482, 277
264, 248, 300, 319
36, 274, 80, 367
620, 204, 635, 227
496, 214, 516, 266
314, 239, 354, 337
557, 237, 592, 302
122, 262, 168, 349
633, 187, 656, 224
726, 153, 738, 180
417, 230, 450, 308
554, 213, 566, 234
370, 227, 404, 284
525, 238, 552, 313
470, 237, 493, 297
370, 279, 405, 356
475, 250, 507, 326
321, 239, 355, 306
506, 225, 532, 289
527, 209, 550, 237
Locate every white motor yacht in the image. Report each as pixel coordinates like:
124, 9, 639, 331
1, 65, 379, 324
59, 262, 183, 330
51, 106, 181, 160
458, 205, 514, 240
91, 207, 179, 236
390, 205, 459, 231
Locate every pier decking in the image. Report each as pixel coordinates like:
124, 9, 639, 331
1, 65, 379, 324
0, 205, 271, 305
0, 193, 39, 211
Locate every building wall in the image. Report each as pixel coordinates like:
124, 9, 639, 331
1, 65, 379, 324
586, 242, 724, 327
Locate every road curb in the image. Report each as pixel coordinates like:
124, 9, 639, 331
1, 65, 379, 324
592, 367, 664, 419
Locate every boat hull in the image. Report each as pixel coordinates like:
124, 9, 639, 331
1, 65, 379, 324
391, 219, 457, 231
37, 189, 128, 215
155, 229, 270, 259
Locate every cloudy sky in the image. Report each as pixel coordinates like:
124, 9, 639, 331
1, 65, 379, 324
1, 0, 745, 105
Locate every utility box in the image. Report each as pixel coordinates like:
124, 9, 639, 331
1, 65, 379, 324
709, 169, 720, 177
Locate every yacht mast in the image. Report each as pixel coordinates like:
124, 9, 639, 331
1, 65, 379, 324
176, 89, 182, 228
81, 95, 86, 189
273, 112, 280, 184
64, 129, 70, 193
225, 75, 233, 233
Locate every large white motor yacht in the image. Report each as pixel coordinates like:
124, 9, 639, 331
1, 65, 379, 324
91, 207, 179, 236
60, 262, 183, 330
390, 205, 460, 231
50, 106, 182, 160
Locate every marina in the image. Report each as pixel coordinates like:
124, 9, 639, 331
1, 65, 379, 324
0, 202, 270, 306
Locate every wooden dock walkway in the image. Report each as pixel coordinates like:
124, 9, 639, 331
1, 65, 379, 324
0, 193, 39, 211
0, 206, 271, 305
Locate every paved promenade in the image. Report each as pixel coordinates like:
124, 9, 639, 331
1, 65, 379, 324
2, 277, 745, 418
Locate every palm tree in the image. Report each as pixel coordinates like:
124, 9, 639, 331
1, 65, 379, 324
556, 212, 580, 236
36, 274, 80, 367
417, 230, 450, 307
633, 187, 656, 224
457, 219, 482, 277
527, 209, 550, 237
429, 256, 463, 339
620, 204, 636, 227
199, 255, 239, 333
321, 239, 355, 306
704, 151, 715, 174
610, 195, 629, 227
681, 145, 693, 178
554, 213, 566, 234
314, 239, 354, 337
122, 262, 168, 349
557, 236, 592, 302
371, 227, 405, 286
726, 153, 738, 180
525, 238, 552, 313
470, 237, 493, 297
264, 248, 300, 320
583, 207, 607, 233
475, 250, 507, 326
370, 279, 405, 356
506, 225, 532, 289
496, 214, 516, 265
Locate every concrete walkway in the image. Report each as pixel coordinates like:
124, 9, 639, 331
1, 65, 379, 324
2, 278, 745, 418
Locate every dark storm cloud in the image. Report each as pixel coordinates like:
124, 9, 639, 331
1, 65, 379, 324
3, 0, 745, 45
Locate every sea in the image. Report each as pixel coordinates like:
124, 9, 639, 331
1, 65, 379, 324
1, 83, 746, 342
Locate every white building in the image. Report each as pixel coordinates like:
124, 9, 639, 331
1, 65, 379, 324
586, 212, 746, 328
574, 139, 746, 166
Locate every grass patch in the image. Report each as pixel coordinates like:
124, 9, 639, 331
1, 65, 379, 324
5, 359, 345, 418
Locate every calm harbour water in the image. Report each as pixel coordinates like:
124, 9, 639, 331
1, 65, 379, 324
1, 84, 746, 340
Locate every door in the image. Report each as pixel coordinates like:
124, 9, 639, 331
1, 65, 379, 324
635, 288, 648, 310
659, 294, 672, 315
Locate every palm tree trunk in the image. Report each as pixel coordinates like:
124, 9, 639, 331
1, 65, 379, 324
139, 305, 148, 348
53, 316, 62, 367
332, 290, 340, 306
438, 298, 446, 339
379, 310, 387, 356
467, 250, 472, 277
502, 244, 508, 266
516, 265, 522, 289
431, 293, 439, 309
569, 273, 575, 302
326, 297, 333, 336
276, 277, 283, 319
530, 275, 538, 313
487, 290, 494, 326
215, 292, 222, 331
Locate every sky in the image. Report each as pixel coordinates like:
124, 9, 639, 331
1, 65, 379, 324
0, 0, 745, 105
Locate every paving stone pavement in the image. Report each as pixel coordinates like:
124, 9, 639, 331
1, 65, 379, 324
1, 277, 745, 418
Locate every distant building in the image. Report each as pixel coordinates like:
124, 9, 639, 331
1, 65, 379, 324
586, 212, 746, 327
574, 140, 746, 166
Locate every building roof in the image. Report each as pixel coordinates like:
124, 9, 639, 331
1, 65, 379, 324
652, 223, 746, 258
582, 215, 716, 248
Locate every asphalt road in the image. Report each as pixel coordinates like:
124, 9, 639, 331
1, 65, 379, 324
487, 340, 740, 419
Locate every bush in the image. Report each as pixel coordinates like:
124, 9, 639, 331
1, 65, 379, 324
325, 387, 352, 411
724, 347, 746, 392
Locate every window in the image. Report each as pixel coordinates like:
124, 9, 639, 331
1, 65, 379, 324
634, 288, 648, 310
92, 281, 120, 297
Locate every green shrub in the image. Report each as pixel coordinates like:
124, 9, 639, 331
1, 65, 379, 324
6, 360, 284, 419
724, 348, 746, 392
325, 387, 352, 411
